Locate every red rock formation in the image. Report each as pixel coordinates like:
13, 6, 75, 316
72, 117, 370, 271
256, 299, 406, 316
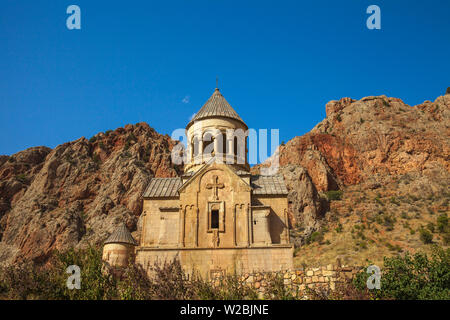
0, 123, 180, 263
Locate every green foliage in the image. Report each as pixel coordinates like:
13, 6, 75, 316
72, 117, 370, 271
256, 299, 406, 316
383, 215, 396, 231
437, 214, 448, 233
0, 247, 263, 300
89, 136, 97, 143
390, 197, 400, 206
15, 174, 28, 184
419, 227, 433, 244
335, 223, 343, 233
354, 246, 450, 300
56, 247, 117, 299
307, 231, 324, 244
92, 153, 101, 165
325, 190, 343, 201
264, 274, 296, 300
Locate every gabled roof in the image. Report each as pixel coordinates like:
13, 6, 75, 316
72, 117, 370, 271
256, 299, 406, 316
187, 88, 246, 128
251, 175, 288, 195
104, 223, 138, 246
143, 177, 182, 198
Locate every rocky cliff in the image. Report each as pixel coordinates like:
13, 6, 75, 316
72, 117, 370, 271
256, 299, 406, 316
0, 123, 180, 264
1, 92, 448, 266
253, 92, 449, 265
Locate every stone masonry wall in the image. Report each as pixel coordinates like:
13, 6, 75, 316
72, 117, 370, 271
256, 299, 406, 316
211, 263, 362, 298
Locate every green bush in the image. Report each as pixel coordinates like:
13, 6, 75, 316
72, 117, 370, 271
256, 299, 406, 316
437, 214, 448, 233
325, 190, 343, 201
0, 246, 262, 300
354, 246, 450, 300
420, 227, 433, 244
309, 231, 324, 244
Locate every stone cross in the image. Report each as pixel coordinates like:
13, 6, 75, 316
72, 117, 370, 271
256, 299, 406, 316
206, 175, 224, 200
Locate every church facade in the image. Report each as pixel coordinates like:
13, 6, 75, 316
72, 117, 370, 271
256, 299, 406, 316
116, 88, 293, 278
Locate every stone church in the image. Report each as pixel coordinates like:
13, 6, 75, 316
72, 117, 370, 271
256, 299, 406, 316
103, 88, 293, 278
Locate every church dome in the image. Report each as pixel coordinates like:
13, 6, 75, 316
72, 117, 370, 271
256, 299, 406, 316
186, 88, 247, 130
104, 223, 137, 246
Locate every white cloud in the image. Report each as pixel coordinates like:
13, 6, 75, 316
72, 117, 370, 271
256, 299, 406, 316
182, 95, 190, 104
189, 113, 196, 121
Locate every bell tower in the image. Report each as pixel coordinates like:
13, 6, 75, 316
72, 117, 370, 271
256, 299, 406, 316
184, 88, 249, 174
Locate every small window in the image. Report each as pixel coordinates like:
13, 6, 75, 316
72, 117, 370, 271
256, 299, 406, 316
211, 210, 219, 229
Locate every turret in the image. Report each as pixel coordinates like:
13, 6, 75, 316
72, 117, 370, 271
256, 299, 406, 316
102, 223, 137, 268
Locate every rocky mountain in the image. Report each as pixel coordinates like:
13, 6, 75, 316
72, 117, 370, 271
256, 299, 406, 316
253, 91, 449, 266
0, 123, 180, 264
0, 91, 448, 266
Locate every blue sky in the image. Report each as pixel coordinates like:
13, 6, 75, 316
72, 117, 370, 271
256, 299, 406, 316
1, 0, 449, 155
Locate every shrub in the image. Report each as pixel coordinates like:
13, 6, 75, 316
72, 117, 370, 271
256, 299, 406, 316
354, 246, 450, 300
15, 174, 28, 184
264, 274, 296, 300
419, 227, 433, 244
310, 231, 324, 243
437, 214, 448, 233
335, 223, 343, 233
325, 190, 343, 201
92, 153, 101, 165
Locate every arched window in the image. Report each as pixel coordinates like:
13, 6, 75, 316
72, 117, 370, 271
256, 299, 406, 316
222, 133, 227, 155
234, 136, 238, 158
203, 131, 214, 155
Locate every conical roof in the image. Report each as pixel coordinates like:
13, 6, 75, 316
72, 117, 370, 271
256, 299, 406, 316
104, 223, 138, 246
187, 88, 246, 128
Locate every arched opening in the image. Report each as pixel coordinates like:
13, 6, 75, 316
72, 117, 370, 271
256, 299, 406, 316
203, 131, 214, 155
222, 133, 227, 155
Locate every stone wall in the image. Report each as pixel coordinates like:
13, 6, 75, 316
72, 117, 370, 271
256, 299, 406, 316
211, 263, 362, 298
136, 246, 294, 280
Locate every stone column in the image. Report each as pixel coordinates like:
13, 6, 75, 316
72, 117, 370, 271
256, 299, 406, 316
284, 208, 290, 244
233, 205, 237, 246
227, 138, 234, 164
198, 139, 203, 164
195, 207, 199, 247
247, 204, 252, 246
180, 206, 186, 247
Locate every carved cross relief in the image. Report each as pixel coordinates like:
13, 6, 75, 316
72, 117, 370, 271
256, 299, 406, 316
206, 175, 224, 200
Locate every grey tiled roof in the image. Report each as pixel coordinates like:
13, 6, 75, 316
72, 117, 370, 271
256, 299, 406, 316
187, 88, 245, 127
251, 175, 288, 195
104, 223, 138, 246
143, 177, 182, 198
